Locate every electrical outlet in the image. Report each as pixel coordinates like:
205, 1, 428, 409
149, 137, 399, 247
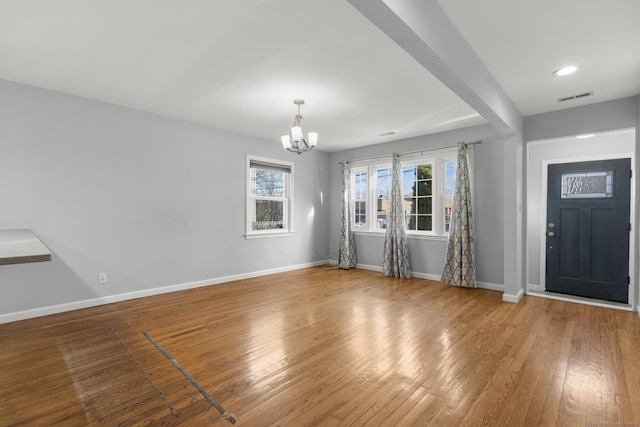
98, 272, 107, 284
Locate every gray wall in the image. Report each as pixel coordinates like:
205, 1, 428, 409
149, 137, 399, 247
327, 123, 506, 287
526, 129, 635, 289
523, 96, 640, 309
2, 77, 637, 320
0, 79, 330, 317
524, 96, 639, 142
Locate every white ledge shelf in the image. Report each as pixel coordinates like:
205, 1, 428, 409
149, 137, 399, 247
0, 229, 52, 266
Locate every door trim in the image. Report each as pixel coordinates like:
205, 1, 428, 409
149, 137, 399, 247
538, 153, 635, 307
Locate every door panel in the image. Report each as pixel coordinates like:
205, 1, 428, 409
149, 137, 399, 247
546, 159, 630, 303
590, 208, 613, 283
558, 208, 579, 278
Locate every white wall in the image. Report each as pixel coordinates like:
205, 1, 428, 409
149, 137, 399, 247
327, 123, 506, 288
0, 79, 330, 321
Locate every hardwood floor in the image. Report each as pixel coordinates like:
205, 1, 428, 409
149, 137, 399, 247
1, 266, 639, 426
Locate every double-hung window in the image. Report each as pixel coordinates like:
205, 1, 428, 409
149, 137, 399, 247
350, 148, 462, 237
353, 169, 368, 229
246, 156, 293, 237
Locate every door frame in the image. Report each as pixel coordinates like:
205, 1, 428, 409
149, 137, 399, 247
538, 153, 636, 307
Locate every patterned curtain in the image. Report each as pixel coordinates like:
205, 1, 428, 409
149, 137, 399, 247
383, 153, 410, 277
338, 162, 357, 269
442, 142, 476, 287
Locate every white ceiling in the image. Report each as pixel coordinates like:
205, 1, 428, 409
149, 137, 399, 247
438, 0, 640, 117
0, 0, 638, 152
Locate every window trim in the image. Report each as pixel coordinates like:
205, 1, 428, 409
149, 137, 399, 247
400, 158, 437, 235
348, 147, 468, 238
245, 155, 295, 239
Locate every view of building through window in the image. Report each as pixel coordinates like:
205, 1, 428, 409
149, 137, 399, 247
351, 152, 458, 235
353, 170, 367, 228
443, 160, 456, 232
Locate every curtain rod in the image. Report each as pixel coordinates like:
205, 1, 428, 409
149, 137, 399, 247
340, 140, 482, 165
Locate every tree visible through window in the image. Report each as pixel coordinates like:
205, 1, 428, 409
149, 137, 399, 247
350, 149, 461, 236
252, 169, 284, 229
247, 157, 293, 235
405, 164, 433, 231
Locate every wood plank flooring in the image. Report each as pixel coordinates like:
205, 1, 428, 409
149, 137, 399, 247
1, 266, 639, 426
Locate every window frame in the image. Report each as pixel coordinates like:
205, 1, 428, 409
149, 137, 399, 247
400, 158, 436, 234
372, 162, 393, 231
349, 148, 466, 239
352, 168, 368, 229
245, 155, 294, 239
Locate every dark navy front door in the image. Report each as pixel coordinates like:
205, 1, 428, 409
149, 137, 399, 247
546, 159, 631, 303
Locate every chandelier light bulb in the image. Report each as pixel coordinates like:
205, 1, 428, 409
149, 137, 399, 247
308, 132, 318, 147
291, 126, 303, 143
281, 134, 292, 149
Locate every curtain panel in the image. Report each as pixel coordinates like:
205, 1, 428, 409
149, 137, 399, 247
442, 142, 477, 288
383, 153, 410, 278
338, 162, 357, 269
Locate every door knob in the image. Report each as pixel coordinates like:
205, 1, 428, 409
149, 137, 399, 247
548, 223, 555, 228
548, 231, 555, 237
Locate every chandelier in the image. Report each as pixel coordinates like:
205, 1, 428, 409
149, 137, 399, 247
280, 99, 318, 154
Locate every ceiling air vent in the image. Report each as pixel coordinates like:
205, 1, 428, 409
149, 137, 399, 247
557, 91, 594, 103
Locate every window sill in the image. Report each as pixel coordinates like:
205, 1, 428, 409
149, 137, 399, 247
244, 232, 295, 240
353, 230, 449, 242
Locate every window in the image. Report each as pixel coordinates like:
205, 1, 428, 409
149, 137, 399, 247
561, 170, 613, 199
403, 162, 434, 232
353, 169, 367, 228
246, 156, 293, 237
443, 159, 456, 232
350, 149, 461, 236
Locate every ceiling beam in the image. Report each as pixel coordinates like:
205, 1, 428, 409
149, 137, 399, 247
346, 0, 522, 136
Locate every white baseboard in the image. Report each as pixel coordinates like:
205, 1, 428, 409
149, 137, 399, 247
356, 263, 383, 273
527, 290, 635, 312
503, 288, 525, 303
476, 281, 504, 292
356, 263, 441, 281
527, 284, 541, 292
357, 264, 504, 292
408, 271, 443, 281
0, 260, 327, 324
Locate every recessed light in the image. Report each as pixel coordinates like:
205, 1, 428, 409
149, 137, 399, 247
576, 133, 595, 139
553, 65, 578, 76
